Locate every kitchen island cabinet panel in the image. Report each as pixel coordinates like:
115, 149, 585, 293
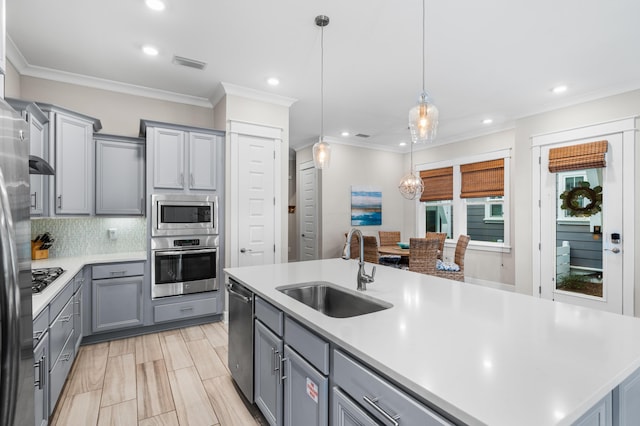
255, 319, 284, 426
331, 386, 378, 426
34, 330, 49, 426
95, 135, 145, 215
283, 345, 328, 426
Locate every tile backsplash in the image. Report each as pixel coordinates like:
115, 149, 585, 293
31, 217, 146, 258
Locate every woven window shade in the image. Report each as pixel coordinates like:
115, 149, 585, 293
419, 167, 453, 202
548, 140, 608, 173
460, 159, 504, 198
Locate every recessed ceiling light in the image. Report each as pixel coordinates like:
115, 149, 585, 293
341, 131, 350, 137
552, 85, 568, 94
145, 0, 166, 11
399, 142, 407, 147
267, 77, 279, 86
142, 45, 159, 56
482, 118, 493, 124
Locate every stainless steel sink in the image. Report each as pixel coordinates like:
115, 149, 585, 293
276, 281, 392, 318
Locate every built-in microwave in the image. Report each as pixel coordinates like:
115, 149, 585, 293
151, 193, 218, 237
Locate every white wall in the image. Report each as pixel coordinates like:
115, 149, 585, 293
513, 89, 640, 310
16, 75, 215, 136
298, 143, 406, 259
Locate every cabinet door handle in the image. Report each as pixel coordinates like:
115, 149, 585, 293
33, 354, 46, 390
278, 353, 288, 383
273, 348, 279, 373
59, 315, 72, 323
363, 396, 400, 426
31, 193, 37, 209
190, 173, 194, 187
180, 173, 184, 186
57, 195, 62, 209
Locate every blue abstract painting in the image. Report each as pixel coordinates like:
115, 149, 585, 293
351, 186, 382, 226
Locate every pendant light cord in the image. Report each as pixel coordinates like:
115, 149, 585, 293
422, 0, 426, 94
321, 24, 325, 139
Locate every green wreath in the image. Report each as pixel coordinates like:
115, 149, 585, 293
559, 181, 602, 217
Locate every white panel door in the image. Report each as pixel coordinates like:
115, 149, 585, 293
238, 135, 276, 267
298, 164, 319, 261
189, 132, 218, 190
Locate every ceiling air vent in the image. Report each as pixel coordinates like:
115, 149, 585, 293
172, 55, 207, 70
355, 133, 370, 138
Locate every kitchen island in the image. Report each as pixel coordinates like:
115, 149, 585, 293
225, 258, 640, 426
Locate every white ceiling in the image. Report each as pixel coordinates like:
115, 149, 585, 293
7, 0, 640, 152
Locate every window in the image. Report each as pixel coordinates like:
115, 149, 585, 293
556, 171, 589, 223
416, 150, 510, 251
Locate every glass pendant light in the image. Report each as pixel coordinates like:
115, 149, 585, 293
409, 0, 438, 144
398, 141, 424, 200
313, 15, 331, 169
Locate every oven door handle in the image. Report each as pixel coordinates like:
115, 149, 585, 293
155, 248, 217, 257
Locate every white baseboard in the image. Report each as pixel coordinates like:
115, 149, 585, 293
465, 277, 515, 292
222, 310, 228, 323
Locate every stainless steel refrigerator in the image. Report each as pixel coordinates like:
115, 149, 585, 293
0, 98, 33, 426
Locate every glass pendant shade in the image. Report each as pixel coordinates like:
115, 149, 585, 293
398, 170, 424, 200
313, 138, 331, 169
409, 92, 439, 143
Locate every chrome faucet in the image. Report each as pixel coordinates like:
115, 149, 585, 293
342, 228, 376, 291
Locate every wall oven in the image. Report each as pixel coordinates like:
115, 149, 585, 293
151, 235, 219, 298
152, 193, 218, 236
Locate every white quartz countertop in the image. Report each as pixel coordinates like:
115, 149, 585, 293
32, 251, 147, 318
225, 258, 640, 426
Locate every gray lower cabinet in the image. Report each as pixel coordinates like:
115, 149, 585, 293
283, 345, 328, 426
332, 350, 453, 426
33, 330, 49, 426
332, 386, 379, 426
92, 262, 145, 333
95, 135, 145, 215
613, 366, 640, 425
72, 271, 85, 353
255, 319, 284, 426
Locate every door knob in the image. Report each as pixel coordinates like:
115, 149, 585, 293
605, 247, 621, 254
240, 248, 253, 253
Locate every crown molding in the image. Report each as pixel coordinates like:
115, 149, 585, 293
6, 36, 213, 109
217, 81, 297, 108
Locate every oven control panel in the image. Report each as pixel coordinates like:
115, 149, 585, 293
174, 239, 200, 247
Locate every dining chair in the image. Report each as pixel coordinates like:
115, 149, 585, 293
408, 238, 440, 275
346, 233, 380, 264
378, 231, 401, 247
425, 232, 447, 252
431, 234, 470, 282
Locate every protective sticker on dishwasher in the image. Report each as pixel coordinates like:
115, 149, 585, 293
306, 377, 318, 403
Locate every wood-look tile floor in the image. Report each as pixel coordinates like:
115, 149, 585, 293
51, 322, 268, 426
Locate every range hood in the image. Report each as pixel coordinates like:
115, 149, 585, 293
29, 155, 55, 175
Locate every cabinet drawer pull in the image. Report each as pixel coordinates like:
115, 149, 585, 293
363, 395, 400, 426
110, 271, 127, 276
61, 352, 72, 362
33, 330, 45, 340
59, 315, 72, 323
179, 306, 194, 312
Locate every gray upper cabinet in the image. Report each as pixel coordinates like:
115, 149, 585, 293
55, 113, 94, 214
5, 98, 50, 216
95, 134, 145, 215
141, 120, 223, 193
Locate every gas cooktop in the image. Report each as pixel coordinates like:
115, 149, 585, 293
32, 267, 65, 293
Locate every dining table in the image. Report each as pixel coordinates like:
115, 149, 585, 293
378, 245, 410, 257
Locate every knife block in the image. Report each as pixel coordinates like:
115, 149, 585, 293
31, 242, 49, 260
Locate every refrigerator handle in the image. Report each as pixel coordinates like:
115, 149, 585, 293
0, 168, 21, 426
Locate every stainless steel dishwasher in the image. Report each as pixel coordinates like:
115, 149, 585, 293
227, 279, 255, 402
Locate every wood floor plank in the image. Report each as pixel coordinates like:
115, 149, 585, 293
65, 344, 109, 395
203, 376, 258, 426
138, 411, 180, 426
137, 360, 175, 420
214, 346, 229, 373
101, 353, 137, 407
97, 399, 137, 426
168, 366, 218, 426
186, 339, 228, 380
108, 337, 136, 357
180, 325, 206, 342
135, 333, 164, 365
52, 390, 102, 426
201, 322, 227, 348
160, 333, 194, 371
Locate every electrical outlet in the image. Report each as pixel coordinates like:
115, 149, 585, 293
108, 228, 117, 240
